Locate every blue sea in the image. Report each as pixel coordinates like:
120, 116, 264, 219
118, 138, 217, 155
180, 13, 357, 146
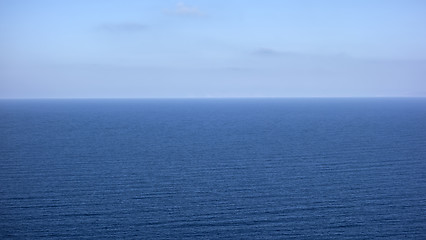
1, 98, 425, 239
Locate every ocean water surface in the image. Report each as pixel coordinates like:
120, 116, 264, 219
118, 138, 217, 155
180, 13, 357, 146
0, 98, 425, 239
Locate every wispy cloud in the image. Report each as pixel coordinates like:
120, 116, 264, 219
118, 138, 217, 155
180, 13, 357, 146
252, 48, 353, 62
166, 2, 205, 17
253, 48, 298, 57
96, 23, 147, 33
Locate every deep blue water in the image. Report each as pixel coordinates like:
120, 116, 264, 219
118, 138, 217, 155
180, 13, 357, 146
0, 98, 425, 239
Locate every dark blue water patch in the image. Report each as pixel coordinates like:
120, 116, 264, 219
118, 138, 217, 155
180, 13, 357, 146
0, 98, 425, 239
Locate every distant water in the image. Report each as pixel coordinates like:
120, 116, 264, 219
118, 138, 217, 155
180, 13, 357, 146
1, 98, 425, 239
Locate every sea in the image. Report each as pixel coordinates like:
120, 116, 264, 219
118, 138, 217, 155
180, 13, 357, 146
0, 98, 425, 239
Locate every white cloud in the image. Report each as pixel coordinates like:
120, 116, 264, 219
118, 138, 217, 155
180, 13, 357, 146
167, 2, 205, 17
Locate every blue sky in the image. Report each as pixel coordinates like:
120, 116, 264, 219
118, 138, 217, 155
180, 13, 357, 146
1, 0, 425, 98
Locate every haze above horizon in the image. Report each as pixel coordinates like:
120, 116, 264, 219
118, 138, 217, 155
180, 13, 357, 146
1, 0, 426, 98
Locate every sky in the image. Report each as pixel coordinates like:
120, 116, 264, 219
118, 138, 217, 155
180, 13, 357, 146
1, 0, 426, 98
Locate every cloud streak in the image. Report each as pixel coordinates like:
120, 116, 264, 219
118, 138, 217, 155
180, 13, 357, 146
166, 2, 205, 17
253, 48, 299, 57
